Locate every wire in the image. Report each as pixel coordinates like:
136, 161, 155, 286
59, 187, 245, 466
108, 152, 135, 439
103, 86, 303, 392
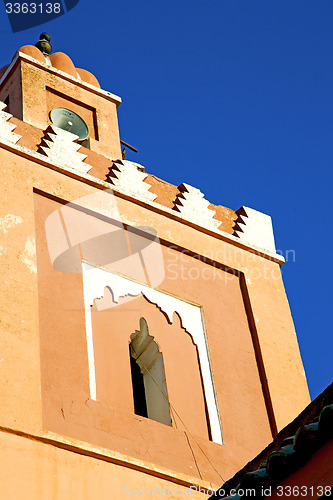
131, 345, 226, 484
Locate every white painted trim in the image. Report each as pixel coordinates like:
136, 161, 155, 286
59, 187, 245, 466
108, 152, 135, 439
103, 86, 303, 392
0, 102, 22, 144
0, 129, 284, 264
39, 125, 92, 174
84, 297, 97, 401
234, 206, 276, 255
110, 160, 158, 203
81, 261, 223, 445
173, 182, 221, 231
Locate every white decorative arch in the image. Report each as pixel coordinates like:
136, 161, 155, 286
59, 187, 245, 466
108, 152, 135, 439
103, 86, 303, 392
82, 261, 223, 444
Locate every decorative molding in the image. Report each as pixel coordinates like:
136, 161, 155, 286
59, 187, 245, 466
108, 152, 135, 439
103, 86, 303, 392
82, 262, 223, 445
38, 125, 92, 174
0, 51, 122, 107
173, 183, 221, 231
0, 102, 22, 144
0, 126, 284, 263
0, 425, 214, 491
109, 160, 157, 203
233, 206, 276, 254
0, 54, 283, 262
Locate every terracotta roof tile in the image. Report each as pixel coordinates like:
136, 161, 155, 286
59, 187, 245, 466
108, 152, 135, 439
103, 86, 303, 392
209, 383, 333, 499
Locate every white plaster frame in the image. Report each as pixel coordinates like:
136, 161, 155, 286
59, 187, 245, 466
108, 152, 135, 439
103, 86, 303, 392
82, 261, 223, 445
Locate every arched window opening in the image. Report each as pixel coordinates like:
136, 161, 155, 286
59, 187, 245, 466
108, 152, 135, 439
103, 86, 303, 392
129, 318, 172, 426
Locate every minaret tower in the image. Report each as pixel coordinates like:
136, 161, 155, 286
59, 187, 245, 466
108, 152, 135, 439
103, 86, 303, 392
0, 35, 309, 498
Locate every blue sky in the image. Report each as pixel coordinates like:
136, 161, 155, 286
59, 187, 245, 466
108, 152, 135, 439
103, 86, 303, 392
0, 0, 332, 400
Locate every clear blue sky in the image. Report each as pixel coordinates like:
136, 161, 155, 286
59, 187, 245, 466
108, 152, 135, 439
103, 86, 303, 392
0, 0, 332, 400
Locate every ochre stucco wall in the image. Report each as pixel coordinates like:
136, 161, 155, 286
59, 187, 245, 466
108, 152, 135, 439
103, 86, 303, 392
0, 57, 122, 160
0, 430, 208, 499
34, 189, 272, 484
91, 294, 210, 440
0, 46, 311, 497
0, 64, 23, 120
0, 135, 309, 490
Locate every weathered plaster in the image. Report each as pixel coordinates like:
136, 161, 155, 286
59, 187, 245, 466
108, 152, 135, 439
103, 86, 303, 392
19, 236, 37, 274
173, 183, 221, 231
233, 206, 276, 254
0, 106, 284, 263
38, 125, 92, 174
0, 214, 22, 233
0, 51, 122, 106
109, 160, 157, 203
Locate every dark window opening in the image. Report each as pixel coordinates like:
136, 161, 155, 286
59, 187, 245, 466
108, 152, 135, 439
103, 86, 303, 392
129, 348, 148, 418
129, 318, 172, 426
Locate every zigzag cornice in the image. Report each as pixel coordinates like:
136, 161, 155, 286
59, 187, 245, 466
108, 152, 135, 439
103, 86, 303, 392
0, 102, 22, 144
173, 182, 221, 231
0, 129, 283, 264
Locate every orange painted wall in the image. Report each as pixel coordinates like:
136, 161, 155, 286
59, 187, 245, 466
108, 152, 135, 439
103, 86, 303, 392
0, 140, 310, 489
91, 293, 210, 440
0, 49, 311, 494
0, 63, 23, 119
0, 430, 208, 499
34, 189, 272, 485
0, 55, 121, 159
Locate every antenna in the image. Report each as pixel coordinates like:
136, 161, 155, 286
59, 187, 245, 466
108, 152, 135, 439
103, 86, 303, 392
50, 107, 89, 141
120, 139, 138, 160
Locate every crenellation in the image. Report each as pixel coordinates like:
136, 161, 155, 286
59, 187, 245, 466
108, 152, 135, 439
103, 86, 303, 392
108, 159, 158, 203
37, 124, 92, 174
233, 205, 277, 254
173, 182, 222, 231
0, 101, 22, 144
